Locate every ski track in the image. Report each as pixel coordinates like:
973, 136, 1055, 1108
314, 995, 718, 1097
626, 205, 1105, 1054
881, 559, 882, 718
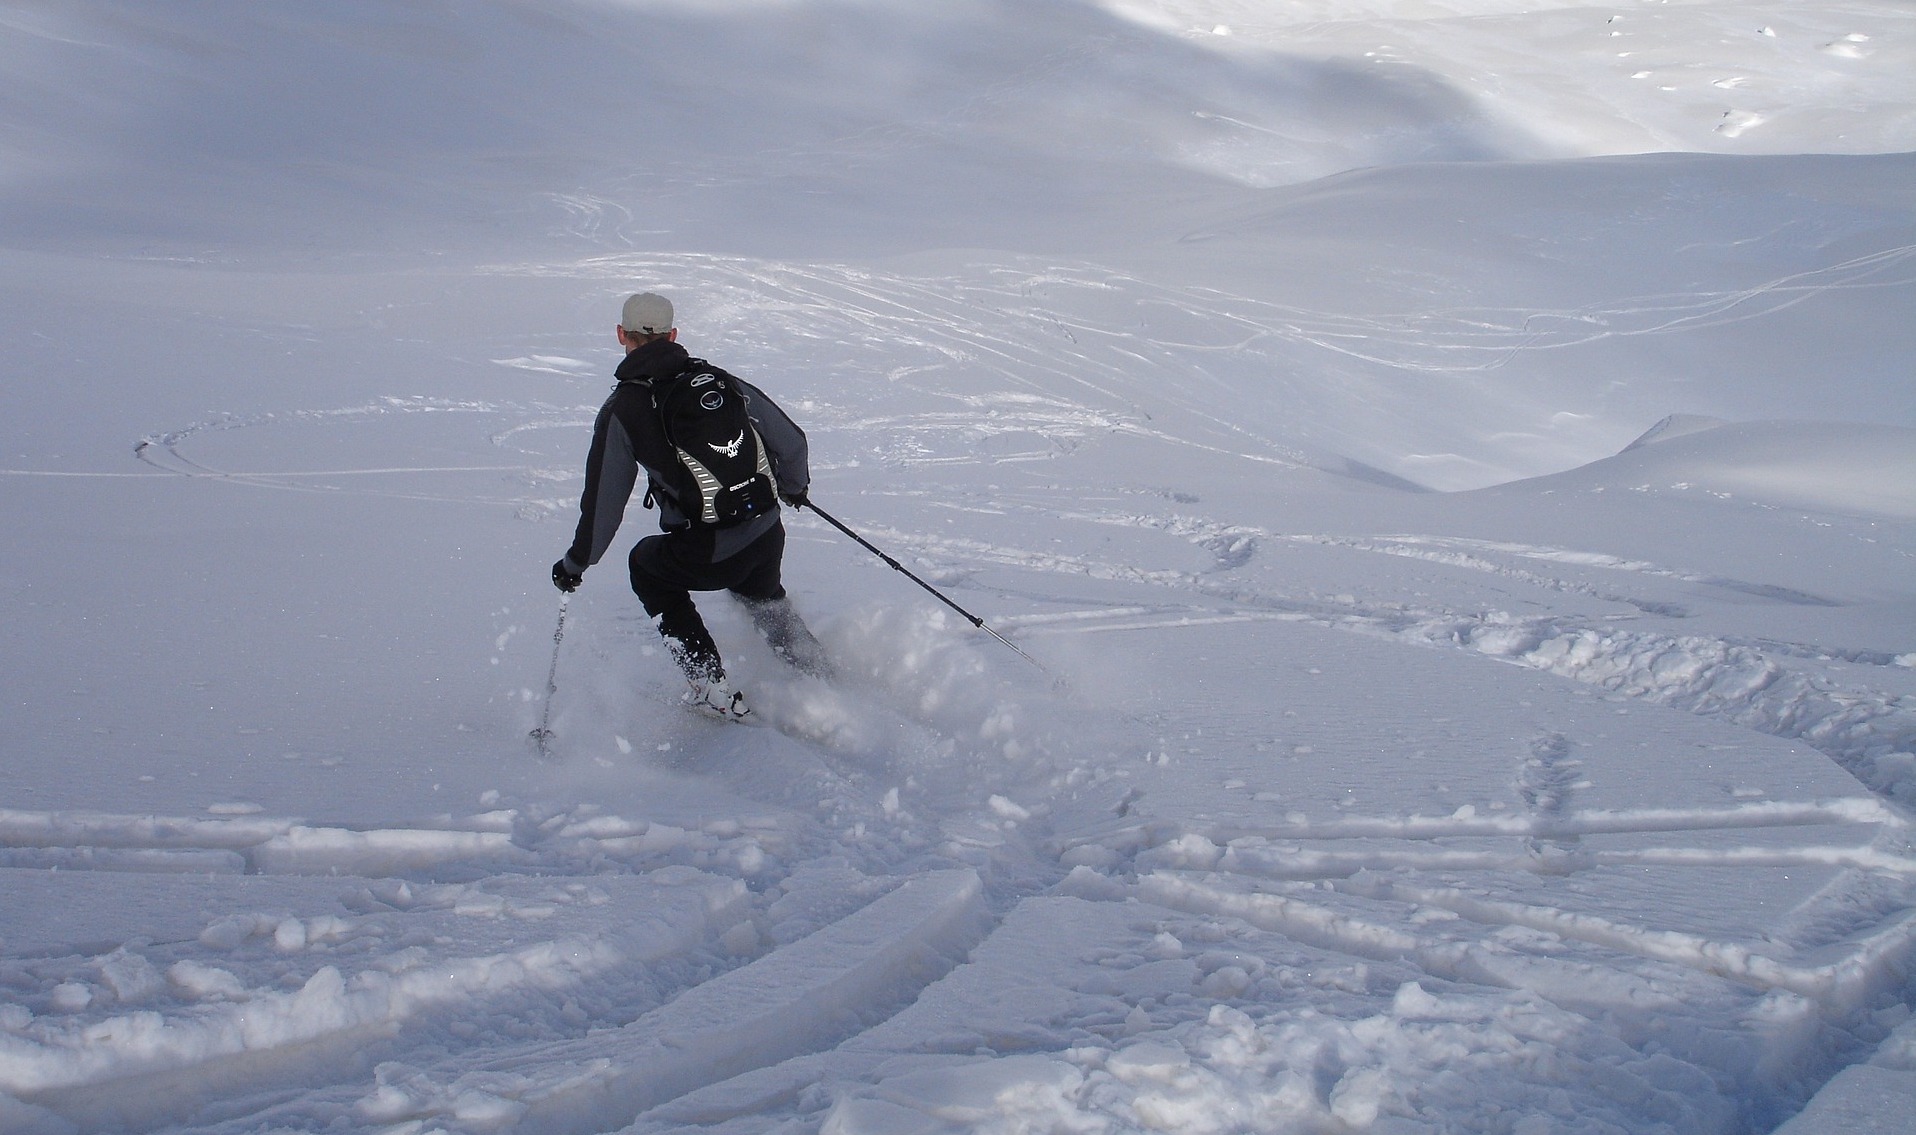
43, 253, 1916, 1131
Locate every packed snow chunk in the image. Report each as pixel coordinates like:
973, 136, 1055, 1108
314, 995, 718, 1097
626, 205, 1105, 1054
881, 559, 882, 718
1464, 616, 1545, 659
95, 950, 164, 1003
46, 984, 91, 1012
1056, 863, 1129, 900
1139, 832, 1223, 871
1390, 981, 1448, 1020
988, 794, 1031, 822
1106, 1041, 1192, 1084
1197, 964, 1255, 1000
252, 825, 532, 875
198, 913, 274, 950
274, 917, 308, 952
729, 839, 770, 876
357, 1062, 532, 1128
1329, 1065, 1397, 1126
871, 1055, 1086, 1124
165, 961, 248, 1002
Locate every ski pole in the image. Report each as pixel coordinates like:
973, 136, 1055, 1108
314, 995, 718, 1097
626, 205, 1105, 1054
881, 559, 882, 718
797, 500, 1057, 682
529, 594, 569, 758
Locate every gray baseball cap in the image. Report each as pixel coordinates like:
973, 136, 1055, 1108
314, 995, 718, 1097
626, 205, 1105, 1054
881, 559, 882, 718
620, 292, 674, 335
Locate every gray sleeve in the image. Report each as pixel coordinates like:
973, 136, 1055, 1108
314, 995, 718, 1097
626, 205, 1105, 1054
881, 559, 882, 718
740, 380, 810, 497
564, 404, 641, 570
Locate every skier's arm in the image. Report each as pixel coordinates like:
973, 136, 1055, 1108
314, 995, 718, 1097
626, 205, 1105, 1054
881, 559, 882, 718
739, 380, 810, 500
562, 401, 641, 573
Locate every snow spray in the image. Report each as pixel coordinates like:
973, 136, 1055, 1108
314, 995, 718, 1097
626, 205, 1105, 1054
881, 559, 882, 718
799, 500, 1063, 689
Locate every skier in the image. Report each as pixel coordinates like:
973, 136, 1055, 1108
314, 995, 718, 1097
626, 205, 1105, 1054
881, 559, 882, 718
552, 291, 828, 721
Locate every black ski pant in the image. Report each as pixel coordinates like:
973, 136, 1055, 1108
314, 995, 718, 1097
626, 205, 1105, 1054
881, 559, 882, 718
630, 522, 824, 682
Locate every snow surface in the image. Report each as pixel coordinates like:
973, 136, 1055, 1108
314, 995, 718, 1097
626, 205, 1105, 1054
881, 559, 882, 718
2, 2, 1914, 1132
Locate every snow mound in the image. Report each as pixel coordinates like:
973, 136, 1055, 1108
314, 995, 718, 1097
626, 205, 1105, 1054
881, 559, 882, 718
1489, 419, 1916, 519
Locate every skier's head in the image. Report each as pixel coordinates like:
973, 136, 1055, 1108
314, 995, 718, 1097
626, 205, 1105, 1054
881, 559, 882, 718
617, 292, 676, 351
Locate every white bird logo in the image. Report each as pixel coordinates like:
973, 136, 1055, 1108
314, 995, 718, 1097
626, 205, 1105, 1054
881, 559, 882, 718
710, 431, 746, 459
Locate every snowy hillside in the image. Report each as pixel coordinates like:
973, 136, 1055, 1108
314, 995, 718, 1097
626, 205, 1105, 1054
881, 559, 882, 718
2, 2, 1914, 1133
1510, 416, 1916, 520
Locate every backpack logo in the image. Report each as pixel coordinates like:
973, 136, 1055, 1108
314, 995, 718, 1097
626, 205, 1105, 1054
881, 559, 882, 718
709, 431, 745, 459
699, 390, 726, 411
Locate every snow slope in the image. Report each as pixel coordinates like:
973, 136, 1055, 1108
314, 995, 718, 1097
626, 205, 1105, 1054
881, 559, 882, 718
2, 2, 1914, 1133
1518, 416, 1916, 520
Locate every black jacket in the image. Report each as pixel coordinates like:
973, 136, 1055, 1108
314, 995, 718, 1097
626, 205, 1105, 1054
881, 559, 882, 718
563, 339, 809, 570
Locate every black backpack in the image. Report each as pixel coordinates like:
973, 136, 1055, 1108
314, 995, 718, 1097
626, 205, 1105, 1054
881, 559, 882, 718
650, 364, 777, 528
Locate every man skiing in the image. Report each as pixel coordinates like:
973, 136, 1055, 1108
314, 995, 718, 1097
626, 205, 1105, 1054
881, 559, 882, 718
552, 291, 827, 722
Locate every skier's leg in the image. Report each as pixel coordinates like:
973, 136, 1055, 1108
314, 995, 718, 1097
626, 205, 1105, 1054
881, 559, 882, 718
655, 600, 724, 683
729, 525, 832, 677
738, 591, 831, 677
630, 537, 723, 682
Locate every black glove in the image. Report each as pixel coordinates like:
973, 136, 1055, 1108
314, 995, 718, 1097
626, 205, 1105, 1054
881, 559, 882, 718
779, 488, 809, 510
552, 559, 583, 593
